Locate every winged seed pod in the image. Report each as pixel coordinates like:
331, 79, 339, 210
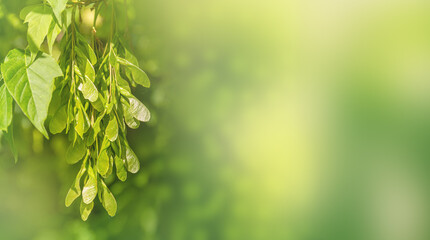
0, 0, 151, 220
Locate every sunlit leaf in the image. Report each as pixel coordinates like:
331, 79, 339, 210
46, 0, 67, 24
129, 97, 150, 122
125, 145, 140, 173
65, 164, 86, 207
80, 199, 94, 221
1, 49, 62, 138
122, 101, 140, 129
24, 5, 53, 53
99, 179, 117, 217
117, 57, 150, 88
106, 115, 118, 142
47, 20, 61, 54
75, 106, 90, 138
97, 150, 109, 176
114, 156, 127, 181
78, 78, 98, 102
0, 84, 13, 131
82, 165, 98, 204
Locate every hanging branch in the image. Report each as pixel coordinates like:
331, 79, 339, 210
0, 0, 151, 221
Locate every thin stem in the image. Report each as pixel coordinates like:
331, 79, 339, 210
71, 6, 77, 100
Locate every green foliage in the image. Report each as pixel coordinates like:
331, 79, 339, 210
1, 49, 62, 137
0, 0, 151, 220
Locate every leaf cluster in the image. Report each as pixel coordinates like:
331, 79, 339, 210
0, 0, 151, 220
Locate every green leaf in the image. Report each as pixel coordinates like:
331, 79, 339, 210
122, 100, 140, 129
66, 140, 86, 164
49, 104, 67, 134
47, 20, 61, 54
129, 97, 150, 122
78, 78, 98, 102
106, 115, 118, 142
5, 123, 18, 163
76, 32, 97, 65
46, 0, 67, 25
80, 199, 94, 221
104, 155, 114, 178
99, 179, 117, 217
93, 111, 106, 137
114, 156, 127, 181
75, 106, 90, 138
24, 5, 53, 53
91, 96, 105, 112
1, 49, 62, 138
97, 150, 109, 176
65, 164, 86, 207
125, 145, 140, 173
82, 165, 98, 204
116, 70, 131, 96
0, 84, 13, 131
19, 4, 42, 20
117, 57, 150, 88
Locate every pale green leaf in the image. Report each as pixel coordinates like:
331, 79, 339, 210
65, 164, 86, 207
78, 78, 98, 102
125, 145, 140, 173
122, 100, 140, 129
106, 115, 118, 142
46, 0, 67, 24
1, 49, 62, 138
129, 97, 150, 122
114, 156, 127, 181
47, 20, 61, 54
80, 199, 94, 221
99, 179, 117, 217
103, 155, 114, 178
117, 57, 150, 88
0, 84, 13, 131
75, 107, 90, 138
82, 166, 98, 204
97, 150, 109, 176
24, 5, 53, 53
116, 70, 132, 96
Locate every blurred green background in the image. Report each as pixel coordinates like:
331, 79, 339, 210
1, 0, 430, 239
